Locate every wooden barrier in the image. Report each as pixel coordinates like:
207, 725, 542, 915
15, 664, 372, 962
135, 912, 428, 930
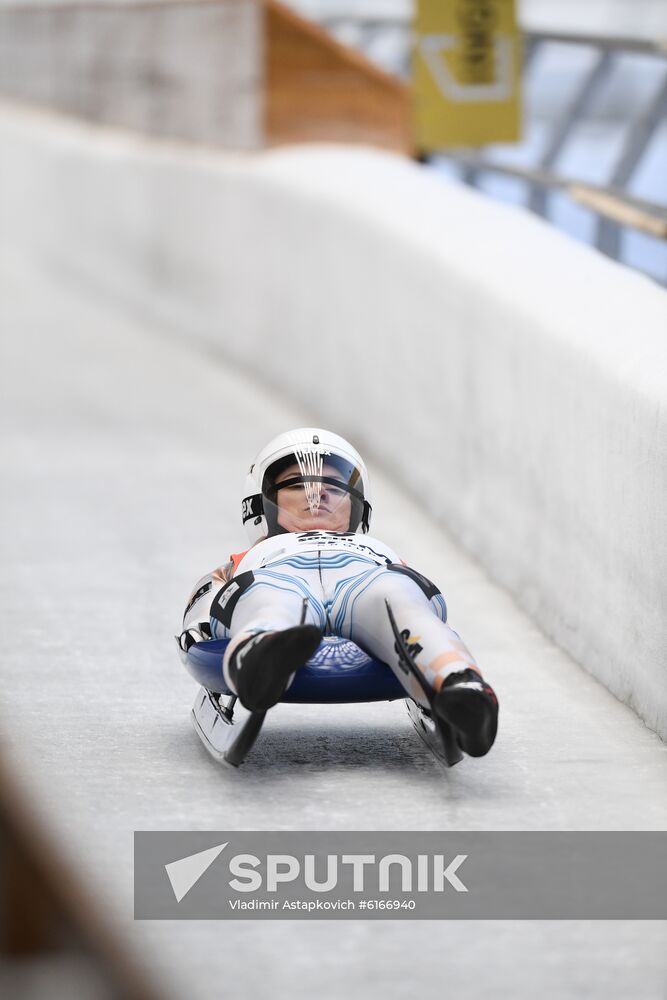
0, 0, 412, 154
264, 0, 412, 154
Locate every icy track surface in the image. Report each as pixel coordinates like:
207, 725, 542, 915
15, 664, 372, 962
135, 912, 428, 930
1, 254, 666, 1000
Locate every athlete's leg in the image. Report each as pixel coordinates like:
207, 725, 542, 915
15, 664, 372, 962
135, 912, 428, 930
329, 565, 471, 703
330, 562, 498, 756
210, 561, 326, 712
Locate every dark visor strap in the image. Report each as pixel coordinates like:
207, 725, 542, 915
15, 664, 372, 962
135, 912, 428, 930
270, 475, 365, 504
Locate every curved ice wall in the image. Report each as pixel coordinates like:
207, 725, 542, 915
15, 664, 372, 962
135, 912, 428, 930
2, 106, 666, 739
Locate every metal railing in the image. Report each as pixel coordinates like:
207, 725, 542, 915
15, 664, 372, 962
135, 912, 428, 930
444, 154, 667, 240
316, 13, 667, 281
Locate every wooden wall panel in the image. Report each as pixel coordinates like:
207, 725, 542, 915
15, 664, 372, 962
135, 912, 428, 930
264, 0, 413, 155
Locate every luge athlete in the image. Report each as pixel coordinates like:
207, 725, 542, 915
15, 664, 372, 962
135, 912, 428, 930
180, 428, 498, 758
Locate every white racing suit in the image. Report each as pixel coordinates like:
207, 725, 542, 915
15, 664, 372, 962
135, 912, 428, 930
181, 531, 479, 708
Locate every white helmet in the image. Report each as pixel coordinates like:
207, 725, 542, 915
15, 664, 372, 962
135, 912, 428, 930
242, 428, 372, 544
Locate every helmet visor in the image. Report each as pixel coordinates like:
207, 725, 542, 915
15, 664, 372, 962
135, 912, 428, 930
263, 453, 366, 535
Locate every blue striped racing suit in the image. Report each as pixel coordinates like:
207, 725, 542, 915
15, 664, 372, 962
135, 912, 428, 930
184, 531, 480, 709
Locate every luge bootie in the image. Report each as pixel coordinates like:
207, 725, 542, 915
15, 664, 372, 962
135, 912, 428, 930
433, 668, 499, 757
226, 625, 322, 713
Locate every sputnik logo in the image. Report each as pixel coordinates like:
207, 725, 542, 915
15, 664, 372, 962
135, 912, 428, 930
165, 842, 228, 902
164, 842, 469, 900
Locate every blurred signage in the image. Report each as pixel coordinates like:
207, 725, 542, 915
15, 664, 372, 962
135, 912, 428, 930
413, 0, 521, 150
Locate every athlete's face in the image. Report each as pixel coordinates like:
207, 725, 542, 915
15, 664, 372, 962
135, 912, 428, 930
274, 462, 352, 533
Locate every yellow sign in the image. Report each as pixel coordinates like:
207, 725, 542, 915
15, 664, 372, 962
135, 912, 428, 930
413, 0, 521, 150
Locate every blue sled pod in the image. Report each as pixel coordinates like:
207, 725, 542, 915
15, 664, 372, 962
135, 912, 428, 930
183, 636, 405, 703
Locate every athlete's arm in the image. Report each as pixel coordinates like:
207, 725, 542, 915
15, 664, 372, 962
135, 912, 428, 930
178, 562, 234, 652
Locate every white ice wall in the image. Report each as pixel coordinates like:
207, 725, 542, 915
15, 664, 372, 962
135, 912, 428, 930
2, 105, 666, 739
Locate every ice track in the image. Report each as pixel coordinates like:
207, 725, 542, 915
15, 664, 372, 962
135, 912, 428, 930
1, 254, 666, 1000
